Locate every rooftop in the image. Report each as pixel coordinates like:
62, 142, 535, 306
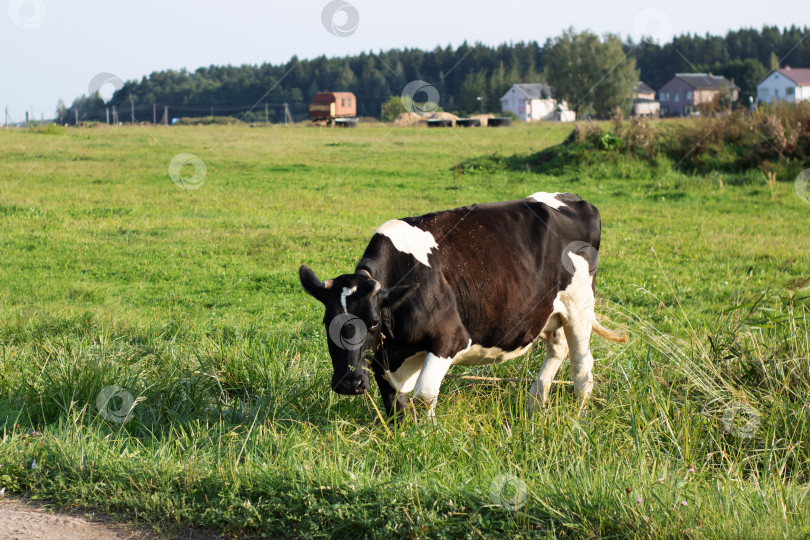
509, 83, 554, 100
634, 81, 655, 95
671, 73, 739, 90
773, 67, 810, 86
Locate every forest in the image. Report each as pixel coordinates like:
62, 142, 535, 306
58, 25, 810, 124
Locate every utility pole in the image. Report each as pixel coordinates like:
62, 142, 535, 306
74, 108, 79, 126
4, 106, 9, 128
130, 96, 135, 124
284, 103, 290, 125
265, 103, 268, 125
153, 103, 156, 124
112, 106, 117, 125
25, 111, 29, 127
106, 107, 110, 125
162, 106, 168, 126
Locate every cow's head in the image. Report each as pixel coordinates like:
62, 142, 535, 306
299, 265, 414, 395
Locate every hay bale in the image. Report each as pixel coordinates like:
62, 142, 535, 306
429, 111, 460, 126
393, 112, 427, 127
469, 114, 494, 127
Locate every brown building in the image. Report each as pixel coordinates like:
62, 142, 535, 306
658, 74, 739, 117
308, 92, 357, 123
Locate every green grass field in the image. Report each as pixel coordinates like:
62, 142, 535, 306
0, 122, 808, 538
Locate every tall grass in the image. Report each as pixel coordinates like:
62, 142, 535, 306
0, 123, 808, 537
0, 279, 807, 536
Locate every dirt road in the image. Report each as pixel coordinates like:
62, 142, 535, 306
0, 498, 153, 540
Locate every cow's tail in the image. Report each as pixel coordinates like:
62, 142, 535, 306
592, 316, 628, 343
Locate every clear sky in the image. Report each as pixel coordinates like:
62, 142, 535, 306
0, 0, 805, 122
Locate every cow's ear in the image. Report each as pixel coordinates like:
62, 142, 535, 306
379, 283, 418, 310
299, 265, 332, 304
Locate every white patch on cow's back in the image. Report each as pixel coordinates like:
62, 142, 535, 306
375, 219, 438, 267
383, 351, 425, 393
529, 192, 567, 209
340, 286, 357, 312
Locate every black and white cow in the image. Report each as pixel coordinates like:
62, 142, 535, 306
299, 192, 625, 422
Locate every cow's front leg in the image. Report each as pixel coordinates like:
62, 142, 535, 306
412, 336, 471, 420
373, 370, 409, 425
412, 352, 454, 418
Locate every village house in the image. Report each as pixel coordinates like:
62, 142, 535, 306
756, 67, 810, 104
658, 73, 739, 117
500, 83, 575, 122
632, 81, 660, 116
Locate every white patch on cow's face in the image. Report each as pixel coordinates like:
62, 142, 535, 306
529, 192, 566, 209
340, 286, 357, 312
375, 219, 438, 267
383, 351, 425, 393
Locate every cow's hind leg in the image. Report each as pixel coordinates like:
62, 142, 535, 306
559, 255, 598, 414
528, 320, 568, 416
563, 315, 595, 413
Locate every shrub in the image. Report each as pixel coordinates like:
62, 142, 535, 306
595, 131, 625, 151
29, 123, 65, 135
176, 116, 242, 126
564, 120, 603, 145
457, 102, 810, 180
609, 106, 624, 133
623, 116, 657, 156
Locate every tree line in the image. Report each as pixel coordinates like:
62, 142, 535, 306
58, 25, 810, 124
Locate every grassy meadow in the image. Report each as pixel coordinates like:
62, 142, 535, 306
0, 121, 808, 538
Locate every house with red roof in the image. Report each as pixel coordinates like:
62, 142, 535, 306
756, 67, 810, 104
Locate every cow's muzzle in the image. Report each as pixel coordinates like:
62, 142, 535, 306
332, 375, 369, 395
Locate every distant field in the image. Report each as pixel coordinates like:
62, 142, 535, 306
0, 122, 808, 538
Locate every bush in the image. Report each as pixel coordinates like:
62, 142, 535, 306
456, 102, 810, 181
564, 120, 603, 144
623, 116, 657, 156
380, 96, 405, 122
176, 116, 242, 126
29, 123, 65, 135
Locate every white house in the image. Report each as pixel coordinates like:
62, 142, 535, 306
756, 67, 810, 104
500, 84, 575, 122
632, 81, 660, 116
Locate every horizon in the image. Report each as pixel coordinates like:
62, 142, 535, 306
1, 0, 808, 122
